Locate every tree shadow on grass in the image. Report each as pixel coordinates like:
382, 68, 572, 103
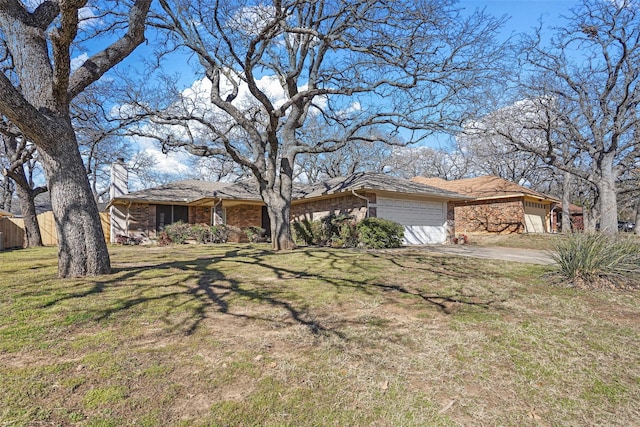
39, 245, 510, 340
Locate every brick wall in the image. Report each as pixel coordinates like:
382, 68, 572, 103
225, 204, 262, 229
292, 193, 375, 222
452, 197, 525, 234
189, 206, 211, 225
127, 203, 156, 238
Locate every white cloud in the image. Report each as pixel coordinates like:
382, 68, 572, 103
228, 5, 277, 36
70, 53, 89, 72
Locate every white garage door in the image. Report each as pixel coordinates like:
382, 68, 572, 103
524, 202, 547, 233
376, 197, 447, 244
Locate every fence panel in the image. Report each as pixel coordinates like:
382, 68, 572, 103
37, 211, 58, 246
0, 211, 111, 248
0, 217, 25, 249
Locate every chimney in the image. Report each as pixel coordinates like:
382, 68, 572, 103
110, 158, 129, 199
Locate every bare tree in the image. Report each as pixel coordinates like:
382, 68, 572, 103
294, 120, 396, 181
387, 144, 470, 180
0, 122, 46, 246
0, 0, 152, 276
487, 0, 640, 236
132, 0, 506, 249
73, 81, 164, 202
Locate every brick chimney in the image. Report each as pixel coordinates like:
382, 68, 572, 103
110, 158, 128, 199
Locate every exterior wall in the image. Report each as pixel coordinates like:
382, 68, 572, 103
113, 203, 158, 240
452, 197, 525, 234
225, 204, 262, 229
189, 206, 212, 225
292, 193, 375, 222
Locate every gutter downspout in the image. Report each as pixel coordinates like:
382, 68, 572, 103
351, 189, 370, 218
212, 194, 222, 226
550, 204, 558, 233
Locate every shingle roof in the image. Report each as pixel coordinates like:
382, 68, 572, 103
411, 175, 560, 203
111, 179, 261, 204
112, 173, 471, 206
294, 172, 471, 200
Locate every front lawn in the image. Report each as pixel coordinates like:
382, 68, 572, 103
1, 244, 639, 426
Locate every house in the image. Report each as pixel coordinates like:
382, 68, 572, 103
411, 175, 560, 235
109, 171, 471, 245
553, 203, 584, 232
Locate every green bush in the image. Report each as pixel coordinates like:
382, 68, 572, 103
293, 215, 403, 249
190, 224, 211, 243
292, 218, 317, 246
163, 221, 191, 244
550, 233, 640, 289
356, 217, 404, 249
244, 226, 267, 243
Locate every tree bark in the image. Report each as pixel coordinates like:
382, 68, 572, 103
264, 192, 295, 250
596, 153, 619, 236
561, 171, 572, 233
260, 161, 296, 251
10, 170, 43, 247
39, 132, 111, 276
634, 197, 640, 236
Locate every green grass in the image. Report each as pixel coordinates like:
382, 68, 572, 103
1, 243, 639, 426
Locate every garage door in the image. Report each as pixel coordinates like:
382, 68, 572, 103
524, 201, 547, 233
376, 197, 447, 244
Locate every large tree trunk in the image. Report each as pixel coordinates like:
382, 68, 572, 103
260, 162, 296, 251
596, 154, 619, 236
12, 173, 43, 247
561, 171, 572, 233
39, 135, 111, 277
264, 192, 295, 250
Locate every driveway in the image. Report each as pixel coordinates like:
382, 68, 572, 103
417, 244, 555, 265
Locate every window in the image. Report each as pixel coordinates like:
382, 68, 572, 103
155, 205, 189, 230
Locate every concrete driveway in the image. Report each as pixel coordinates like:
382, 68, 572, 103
417, 244, 555, 265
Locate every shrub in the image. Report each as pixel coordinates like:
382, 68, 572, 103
115, 234, 143, 245
356, 217, 404, 249
210, 224, 230, 243
550, 233, 640, 289
292, 218, 317, 246
163, 221, 191, 244
317, 214, 356, 247
157, 231, 172, 246
244, 226, 267, 243
190, 224, 211, 243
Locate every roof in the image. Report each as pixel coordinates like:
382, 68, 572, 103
0, 208, 14, 217
111, 173, 471, 206
294, 172, 471, 200
411, 175, 560, 203
111, 179, 262, 204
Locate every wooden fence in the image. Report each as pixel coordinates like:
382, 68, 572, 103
0, 211, 110, 249
0, 217, 25, 249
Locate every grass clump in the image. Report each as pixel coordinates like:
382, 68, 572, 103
550, 233, 640, 289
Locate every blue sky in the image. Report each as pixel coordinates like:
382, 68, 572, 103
460, 0, 581, 34
106, 1, 586, 182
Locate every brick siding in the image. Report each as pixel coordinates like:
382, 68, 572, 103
292, 193, 375, 222
225, 204, 262, 229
